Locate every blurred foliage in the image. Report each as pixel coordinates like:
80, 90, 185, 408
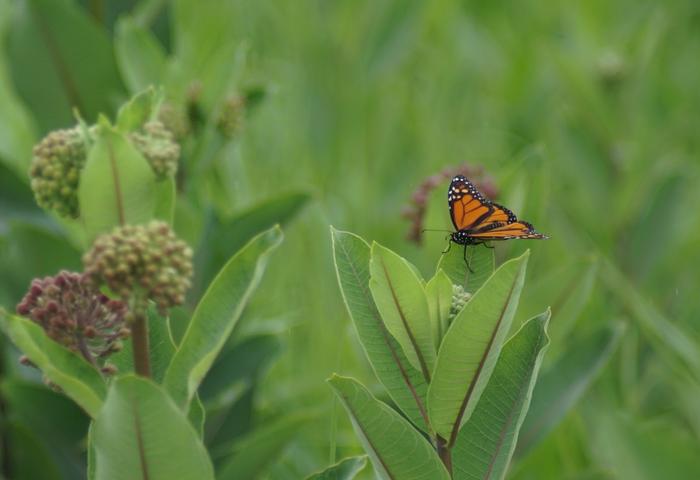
0, 0, 699, 478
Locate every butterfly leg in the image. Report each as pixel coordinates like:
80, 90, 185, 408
483, 242, 495, 250
463, 244, 475, 273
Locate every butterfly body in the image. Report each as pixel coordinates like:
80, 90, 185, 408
447, 175, 548, 248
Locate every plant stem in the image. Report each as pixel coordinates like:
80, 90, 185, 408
131, 312, 151, 378
437, 436, 453, 476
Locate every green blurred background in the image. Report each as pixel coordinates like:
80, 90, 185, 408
1, 0, 700, 478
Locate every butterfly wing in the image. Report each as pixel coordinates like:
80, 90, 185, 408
468, 220, 549, 240
448, 175, 548, 241
448, 176, 500, 231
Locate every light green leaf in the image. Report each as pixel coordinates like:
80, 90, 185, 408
164, 226, 283, 409
216, 413, 312, 479
428, 251, 529, 443
369, 242, 435, 380
115, 18, 167, 94
188, 393, 206, 437
426, 269, 453, 347
154, 176, 176, 223
453, 310, 551, 480
328, 375, 450, 480
92, 375, 214, 480
331, 228, 430, 432
115, 87, 162, 132
305, 456, 368, 480
0, 312, 106, 418
516, 322, 624, 457
437, 243, 495, 293
78, 126, 157, 243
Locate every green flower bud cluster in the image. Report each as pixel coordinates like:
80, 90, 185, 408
29, 127, 87, 218
448, 284, 473, 323
83, 221, 193, 314
158, 101, 190, 140
16, 271, 129, 368
129, 120, 180, 179
216, 94, 247, 139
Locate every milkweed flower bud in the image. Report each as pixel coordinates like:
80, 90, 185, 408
216, 94, 246, 138
158, 101, 190, 140
29, 127, 88, 218
15, 271, 129, 365
448, 284, 472, 323
83, 221, 193, 314
129, 120, 180, 179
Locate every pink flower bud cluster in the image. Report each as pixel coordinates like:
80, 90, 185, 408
16, 271, 129, 366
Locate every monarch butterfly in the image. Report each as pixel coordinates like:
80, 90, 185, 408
447, 175, 548, 267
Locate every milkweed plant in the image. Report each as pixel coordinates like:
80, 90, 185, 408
0, 89, 288, 479
329, 228, 552, 479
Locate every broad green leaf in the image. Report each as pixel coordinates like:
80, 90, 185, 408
78, 126, 157, 243
92, 375, 214, 480
305, 456, 368, 480
369, 242, 435, 380
437, 243, 495, 293
453, 310, 551, 480
164, 226, 283, 409
1, 378, 89, 445
6, 421, 63, 480
115, 18, 167, 94
0, 312, 106, 417
2, 379, 89, 479
328, 375, 450, 480
216, 413, 312, 479
426, 269, 453, 346
516, 322, 624, 457
199, 333, 283, 404
428, 251, 529, 443
6, 0, 125, 131
331, 228, 430, 432
115, 87, 162, 132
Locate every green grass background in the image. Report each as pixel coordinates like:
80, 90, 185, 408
1, 0, 700, 478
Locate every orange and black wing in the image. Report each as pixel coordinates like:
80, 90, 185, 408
448, 175, 548, 240
468, 220, 548, 240
448, 176, 507, 231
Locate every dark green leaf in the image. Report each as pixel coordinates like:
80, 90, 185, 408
216, 413, 312, 479
437, 244, 495, 293
6, 0, 125, 131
